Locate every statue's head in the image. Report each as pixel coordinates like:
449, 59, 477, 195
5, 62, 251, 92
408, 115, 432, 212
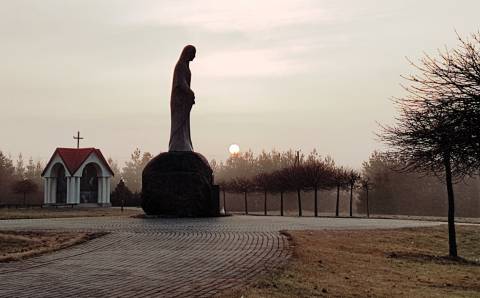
180, 45, 196, 62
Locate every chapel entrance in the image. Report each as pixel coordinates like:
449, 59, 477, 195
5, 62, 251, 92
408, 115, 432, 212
55, 165, 67, 204
80, 163, 99, 203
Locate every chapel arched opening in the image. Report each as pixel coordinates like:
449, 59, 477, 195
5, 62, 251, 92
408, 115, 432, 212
80, 163, 99, 203
52, 163, 67, 204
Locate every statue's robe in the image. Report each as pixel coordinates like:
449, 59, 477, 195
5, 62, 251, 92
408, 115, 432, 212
168, 57, 194, 151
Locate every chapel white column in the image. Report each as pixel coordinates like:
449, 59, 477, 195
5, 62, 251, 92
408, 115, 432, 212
69, 177, 73, 204
71, 177, 77, 204
97, 177, 102, 204
51, 178, 57, 204
105, 177, 111, 204
48, 178, 53, 204
75, 177, 81, 204
102, 177, 108, 204
67, 177, 72, 204
66, 177, 72, 204
44, 178, 49, 204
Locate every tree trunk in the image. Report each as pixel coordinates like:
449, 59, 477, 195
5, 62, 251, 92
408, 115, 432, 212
366, 188, 370, 218
244, 191, 248, 215
264, 191, 267, 216
280, 191, 284, 216
297, 188, 302, 217
349, 184, 353, 217
223, 189, 226, 213
314, 186, 318, 217
444, 154, 457, 257
336, 185, 340, 217
23, 193, 26, 206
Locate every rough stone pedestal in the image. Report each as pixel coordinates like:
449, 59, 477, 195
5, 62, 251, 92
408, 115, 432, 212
141, 151, 220, 217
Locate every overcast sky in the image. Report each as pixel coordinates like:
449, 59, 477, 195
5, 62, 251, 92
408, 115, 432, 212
1, 0, 479, 168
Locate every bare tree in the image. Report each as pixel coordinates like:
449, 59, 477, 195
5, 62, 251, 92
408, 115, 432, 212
108, 157, 122, 190
12, 179, 38, 206
380, 31, 480, 257
333, 167, 349, 217
270, 170, 290, 216
254, 173, 272, 216
347, 170, 361, 217
281, 165, 306, 217
122, 148, 153, 193
230, 177, 254, 215
0, 151, 15, 204
360, 176, 374, 218
303, 156, 336, 217
111, 179, 133, 211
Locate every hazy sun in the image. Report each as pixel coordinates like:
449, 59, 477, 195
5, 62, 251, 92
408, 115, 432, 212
229, 144, 240, 155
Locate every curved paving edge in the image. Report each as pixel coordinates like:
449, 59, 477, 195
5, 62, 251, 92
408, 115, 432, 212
0, 229, 290, 297
0, 216, 440, 298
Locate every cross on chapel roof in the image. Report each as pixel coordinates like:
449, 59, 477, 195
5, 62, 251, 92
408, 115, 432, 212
73, 131, 84, 149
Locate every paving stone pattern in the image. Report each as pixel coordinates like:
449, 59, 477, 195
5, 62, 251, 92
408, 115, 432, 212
0, 216, 439, 297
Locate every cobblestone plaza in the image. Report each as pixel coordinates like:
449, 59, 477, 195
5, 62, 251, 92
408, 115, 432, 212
0, 216, 439, 297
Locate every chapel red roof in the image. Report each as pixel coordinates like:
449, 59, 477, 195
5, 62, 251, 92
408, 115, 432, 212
42, 148, 114, 176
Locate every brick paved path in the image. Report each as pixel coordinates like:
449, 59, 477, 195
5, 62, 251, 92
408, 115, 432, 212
0, 215, 439, 297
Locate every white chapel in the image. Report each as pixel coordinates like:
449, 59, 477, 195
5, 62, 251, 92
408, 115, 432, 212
42, 147, 114, 206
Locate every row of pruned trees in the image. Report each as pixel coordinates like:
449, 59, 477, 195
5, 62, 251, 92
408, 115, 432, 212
217, 153, 367, 217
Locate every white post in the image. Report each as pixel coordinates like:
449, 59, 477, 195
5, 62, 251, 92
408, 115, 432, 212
67, 177, 76, 204
69, 177, 73, 204
75, 177, 81, 204
48, 178, 53, 204
102, 177, 107, 204
51, 178, 57, 204
71, 177, 77, 204
66, 177, 71, 204
44, 178, 49, 204
106, 177, 111, 204
97, 177, 104, 204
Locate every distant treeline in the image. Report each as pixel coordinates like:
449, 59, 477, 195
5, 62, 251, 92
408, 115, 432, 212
0, 152, 44, 205
213, 149, 480, 218
2, 148, 479, 217
356, 152, 480, 217
108, 148, 152, 193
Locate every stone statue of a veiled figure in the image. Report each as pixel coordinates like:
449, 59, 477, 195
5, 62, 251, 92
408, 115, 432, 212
169, 45, 196, 152
141, 44, 219, 217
